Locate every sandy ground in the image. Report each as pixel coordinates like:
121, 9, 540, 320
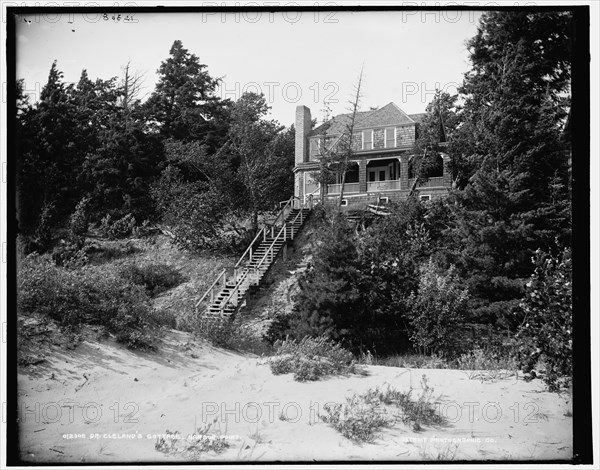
17, 330, 573, 463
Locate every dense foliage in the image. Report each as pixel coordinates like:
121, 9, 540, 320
16, 41, 294, 254
516, 247, 572, 390
407, 261, 470, 356
18, 254, 160, 349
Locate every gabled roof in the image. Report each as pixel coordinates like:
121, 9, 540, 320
309, 102, 416, 137
408, 113, 427, 123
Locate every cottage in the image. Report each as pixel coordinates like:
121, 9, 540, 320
294, 103, 452, 209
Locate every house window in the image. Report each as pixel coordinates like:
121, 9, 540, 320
385, 128, 395, 148
362, 130, 373, 150
420, 195, 431, 202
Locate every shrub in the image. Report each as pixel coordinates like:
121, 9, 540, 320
407, 260, 470, 357
69, 196, 91, 238
86, 241, 139, 264
99, 213, 136, 239
515, 247, 572, 391
321, 379, 446, 442
18, 254, 157, 350
262, 313, 291, 345
118, 262, 185, 296
321, 398, 392, 443
368, 353, 450, 369
197, 318, 271, 355
147, 309, 179, 329
150, 166, 243, 252
51, 239, 89, 268
21, 201, 55, 254
455, 347, 517, 380
155, 423, 229, 457
132, 219, 158, 238
373, 384, 446, 431
269, 336, 356, 381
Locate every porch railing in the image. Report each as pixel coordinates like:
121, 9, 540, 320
367, 179, 401, 191
327, 182, 360, 194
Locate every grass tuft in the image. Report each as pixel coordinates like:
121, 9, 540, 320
321, 376, 446, 442
155, 423, 229, 457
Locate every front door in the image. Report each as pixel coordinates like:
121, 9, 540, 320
369, 166, 388, 182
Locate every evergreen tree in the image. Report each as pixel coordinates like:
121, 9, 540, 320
17, 61, 81, 243
144, 40, 223, 146
290, 211, 369, 351
443, 11, 572, 328
411, 90, 459, 184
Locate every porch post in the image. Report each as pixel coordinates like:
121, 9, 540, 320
298, 171, 305, 202
399, 155, 409, 191
359, 160, 367, 193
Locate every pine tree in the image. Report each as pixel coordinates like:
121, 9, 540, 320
144, 40, 222, 145
443, 11, 572, 328
411, 90, 459, 185
17, 61, 81, 241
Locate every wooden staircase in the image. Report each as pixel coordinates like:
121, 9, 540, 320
195, 196, 314, 324
366, 196, 391, 216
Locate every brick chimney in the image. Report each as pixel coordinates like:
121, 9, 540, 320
295, 105, 312, 165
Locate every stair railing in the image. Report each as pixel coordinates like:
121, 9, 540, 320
233, 227, 266, 271
252, 222, 287, 280
216, 212, 293, 315
197, 194, 314, 317
195, 268, 228, 311
232, 195, 293, 272
234, 195, 297, 271
219, 268, 251, 314
274, 196, 295, 228
289, 205, 307, 240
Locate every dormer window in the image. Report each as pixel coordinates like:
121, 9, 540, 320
385, 127, 396, 148
362, 130, 373, 150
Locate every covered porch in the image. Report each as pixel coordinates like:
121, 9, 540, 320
326, 157, 406, 195
299, 154, 451, 203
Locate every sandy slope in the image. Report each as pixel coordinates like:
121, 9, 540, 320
17, 330, 573, 463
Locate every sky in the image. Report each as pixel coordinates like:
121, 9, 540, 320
14, 8, 482, 127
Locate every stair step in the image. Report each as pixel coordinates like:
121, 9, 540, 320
198, 205, 312, 321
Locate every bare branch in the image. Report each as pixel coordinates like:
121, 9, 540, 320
338, 66, 364, 208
